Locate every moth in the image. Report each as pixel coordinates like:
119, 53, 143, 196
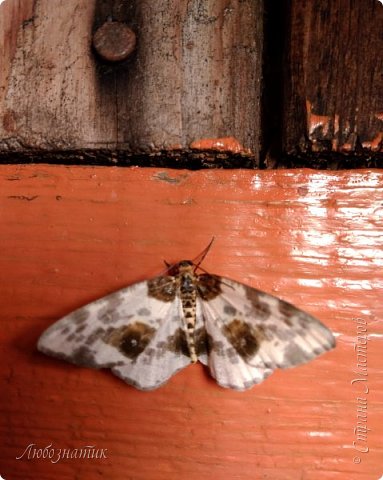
38, 242, 335, 391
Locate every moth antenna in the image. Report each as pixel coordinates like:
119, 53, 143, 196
192, 237, 215, 271
193, 263, 234, 290
193, 264, 210, 274
159, 260, 174, 276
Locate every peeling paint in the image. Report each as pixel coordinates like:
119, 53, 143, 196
362, 132, 383, 151
189, 136, 251, 154
306, 100, 332, 137
307, 100, 383, 152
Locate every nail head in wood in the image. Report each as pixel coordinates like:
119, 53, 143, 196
93, 21, 136, 62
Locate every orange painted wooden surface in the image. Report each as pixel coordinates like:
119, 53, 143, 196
0, 165, 382, 480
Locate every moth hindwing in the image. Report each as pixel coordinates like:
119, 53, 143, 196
38, 259, 335, 391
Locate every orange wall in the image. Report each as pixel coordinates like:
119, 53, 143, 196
0, 165, 382, 479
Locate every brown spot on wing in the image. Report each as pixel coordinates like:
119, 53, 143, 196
297, 315, 310, 329
255, 323, 274, 341
197, 274, 222, 300
103, 322, 155, 359
97, 305, 122, 324
166, 326, 212, 360
105, 292, 125, 309
85, 327, 106, 346
72, 309, 90, 324
71, 346, 98, 366
245, 287, 271, 320
223, 304, 237, 316
148, 276, 176, 302
278, 300, 298, 326
194, 327, 213, 356
282, 316, 293, 327
223, 319, 263, 360
166, 328, 189, 357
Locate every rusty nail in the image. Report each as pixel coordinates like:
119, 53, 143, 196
92, 20, 136, 62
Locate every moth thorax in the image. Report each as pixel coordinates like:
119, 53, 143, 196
180, 272, 196, 294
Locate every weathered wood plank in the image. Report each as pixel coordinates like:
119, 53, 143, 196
0, 0, 34, 113
0, 0, 263, 160
115, 0, 262, 156
0, 165, 382, 479
0, 0, 101, 149
283, 0, 383, 158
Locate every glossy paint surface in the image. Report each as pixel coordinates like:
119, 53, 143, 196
0, 166, 382, 479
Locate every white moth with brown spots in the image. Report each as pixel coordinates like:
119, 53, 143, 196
38, 248, 335, 391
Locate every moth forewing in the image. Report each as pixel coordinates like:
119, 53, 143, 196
196, 276, 335, 389
37, 280, 192, 390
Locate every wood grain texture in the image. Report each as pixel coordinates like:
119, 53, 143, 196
1, 165, 382, 479
0, 0, 34, 112
0, 0, 100, 150
283, 0, 383, 157
0, 0, 262, 158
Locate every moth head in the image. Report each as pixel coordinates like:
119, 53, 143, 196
163, 239, 214, 275
176, 260, 194, 273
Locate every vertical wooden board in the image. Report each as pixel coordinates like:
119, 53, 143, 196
0, 0, 263, 158
284, 0, 383, 156
116, 0, 262, 154
0, 0, 106, 150
0, 0, 34, 113
112, 0, 184, 151
179, 0, 262, 153
0, 165, 382, 479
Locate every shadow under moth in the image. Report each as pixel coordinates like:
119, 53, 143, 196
38, 243, 335, 391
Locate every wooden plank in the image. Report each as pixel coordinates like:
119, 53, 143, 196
0, 0, 34, 113
115, 0, 262, 157
283, 0, 383, 160
0, 0, 263, 161
0, 0, 101, 149
0, 164, 382, 479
